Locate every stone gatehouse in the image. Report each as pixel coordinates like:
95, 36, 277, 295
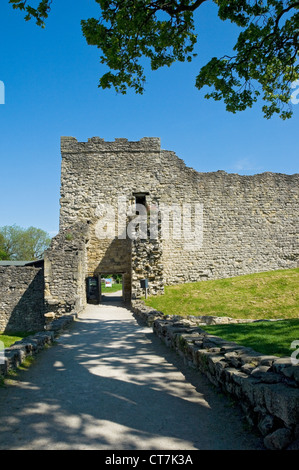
43, 136, 299, 316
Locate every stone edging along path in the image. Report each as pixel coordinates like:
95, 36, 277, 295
1, 303, 298, 450
130, 300, 299, 451
0, 314, 77, 379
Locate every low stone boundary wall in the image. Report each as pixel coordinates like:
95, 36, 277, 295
131, 301, 299, 450
0, 266, 45, 332
0, 314, 77, 379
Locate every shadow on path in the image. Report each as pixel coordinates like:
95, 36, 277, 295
0, 301, 265, 450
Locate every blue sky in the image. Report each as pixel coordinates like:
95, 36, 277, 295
0, 0, 298, 237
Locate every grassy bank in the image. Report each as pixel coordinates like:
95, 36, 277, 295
202, 319, 299, 357
0, 332, 35, 348
144, 268, 299, 320
144, 268, 299, 357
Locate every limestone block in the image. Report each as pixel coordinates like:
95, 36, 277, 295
262, 383, 299, 428
264, 428, 293, 450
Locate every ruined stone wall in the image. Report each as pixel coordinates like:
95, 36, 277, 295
44, 223, 88, 315
163, 169, 299, 285
58, 136, 165, 304
0, 266, 45, 332
47, 136, 298, 309
131, 237, 164, 299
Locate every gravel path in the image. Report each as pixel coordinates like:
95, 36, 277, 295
0, 298, 264, 450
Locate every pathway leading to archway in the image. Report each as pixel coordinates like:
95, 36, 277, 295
0, 298, 264, 450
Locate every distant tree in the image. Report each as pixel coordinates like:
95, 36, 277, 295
0, 233, 10, 260
113, 274, 122, 284
0, 249, 10, 260
9, 0, 299, 119
0, 225, 51, 260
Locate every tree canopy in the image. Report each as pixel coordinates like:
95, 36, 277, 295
0, 225, 51, 261
0, 233, 10, 260
9, 0, 299, 119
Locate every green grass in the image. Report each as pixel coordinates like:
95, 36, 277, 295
201, 319, 299, 357
0, 331, 35, 348
101, 283, 123, 293
144, 268, 299, 357
144, 268, 299, 320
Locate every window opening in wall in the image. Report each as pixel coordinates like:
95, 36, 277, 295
135, 194, 146, 207
133, 192, 149, 214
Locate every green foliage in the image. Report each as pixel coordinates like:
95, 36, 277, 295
113, 273, 122, 284
0, 250, 10, 260
102, 273, 123, 283
9, 0, 51, 27
0, 225, 51, 260
9, 0, 299, 118
65, 231, 73, 241
81, 0, 198, 95
196, 0, 299, 119
0, 233, 10, 260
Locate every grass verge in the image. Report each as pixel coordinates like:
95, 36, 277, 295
201, 319, 299, 357
0, 331, 36, 348
144, 268, 299, 320
144, 268, 299, 357
102, 283, 123, 294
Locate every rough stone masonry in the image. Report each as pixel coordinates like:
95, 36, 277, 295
0, 266, 44, 332
43, 136, 298, 314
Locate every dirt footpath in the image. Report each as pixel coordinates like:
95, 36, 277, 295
0, 299, 264, 450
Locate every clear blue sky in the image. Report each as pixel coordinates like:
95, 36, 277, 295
0, 1, 298, 237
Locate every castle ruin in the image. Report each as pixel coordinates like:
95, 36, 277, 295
43, 136, 299, 316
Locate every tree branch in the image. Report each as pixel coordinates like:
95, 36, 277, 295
160, 0, 207, 15
274, 2, 299, 30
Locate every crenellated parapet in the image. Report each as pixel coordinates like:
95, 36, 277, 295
60, 136, 161, 154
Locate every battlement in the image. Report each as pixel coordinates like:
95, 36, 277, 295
60, 136, 161, 154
